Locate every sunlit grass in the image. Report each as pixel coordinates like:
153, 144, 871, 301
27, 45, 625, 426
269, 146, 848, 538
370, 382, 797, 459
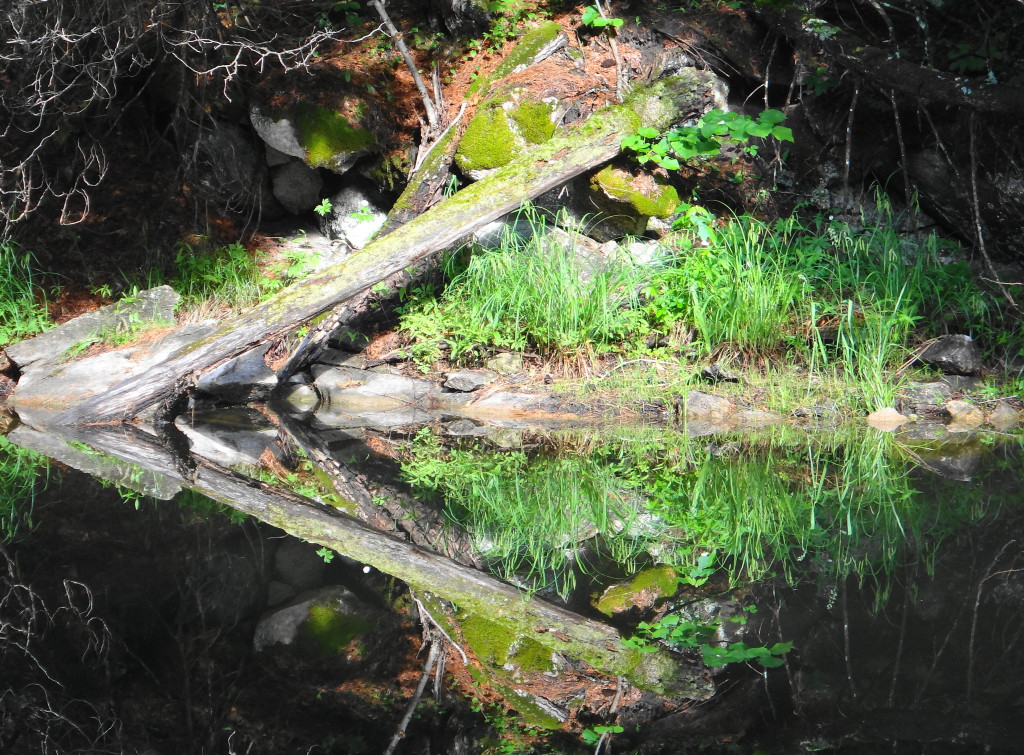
0, 241, 51, 346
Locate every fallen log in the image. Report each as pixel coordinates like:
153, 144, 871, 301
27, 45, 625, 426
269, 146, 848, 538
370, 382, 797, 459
55, 73, 718, 426
55, 111, 628, 425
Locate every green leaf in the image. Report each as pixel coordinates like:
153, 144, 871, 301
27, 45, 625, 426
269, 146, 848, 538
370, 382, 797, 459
747, 123, 773, 138
772, 126, 794, 142
637, 126, 661, 139
657, 156, 681, 170
760, 108, 786, 124
581, 6, 599, 25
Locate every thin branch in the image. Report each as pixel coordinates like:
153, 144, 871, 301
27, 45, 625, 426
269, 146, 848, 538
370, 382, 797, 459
968, 113, 1018, 310
383, 641, 440, 755
369, 0, 440, 132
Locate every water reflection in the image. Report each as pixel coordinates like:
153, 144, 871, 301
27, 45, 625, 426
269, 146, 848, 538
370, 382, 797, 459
1, 418, 1021, 753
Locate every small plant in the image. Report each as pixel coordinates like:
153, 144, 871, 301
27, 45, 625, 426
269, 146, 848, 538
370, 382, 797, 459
622, 109, 793, 170
581, 724, 624, 745
349, 201, 375, 223
314, 197, 333, 216
0, 241, 51, 346
316, 547, 335, 564
626, 610, 793, 668
581, 5, 623, 29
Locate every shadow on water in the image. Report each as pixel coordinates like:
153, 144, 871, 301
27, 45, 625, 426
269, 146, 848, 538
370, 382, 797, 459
1, 411, 1022, 753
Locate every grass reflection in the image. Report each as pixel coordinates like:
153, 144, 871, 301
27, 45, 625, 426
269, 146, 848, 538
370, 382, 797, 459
0, 435, 49, 542
402, 426, 1020, 596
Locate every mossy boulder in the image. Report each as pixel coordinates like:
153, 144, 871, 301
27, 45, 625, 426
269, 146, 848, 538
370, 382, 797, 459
595, 565, 678, 616
585, 165, 681, 239
455, 95, 558, 179
625, 70, 726, 130
253, 585, 377, 658
250, 100, 375, 176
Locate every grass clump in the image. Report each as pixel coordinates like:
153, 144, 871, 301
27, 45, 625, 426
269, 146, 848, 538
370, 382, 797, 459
0, 241, 51, 346
171, 241, 318, 311
399, 209, 644, 368
644, 195, 1005, 409
0, 436, 49, 543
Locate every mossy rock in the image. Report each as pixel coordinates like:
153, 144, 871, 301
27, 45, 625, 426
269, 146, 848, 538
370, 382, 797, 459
454, 104, 523, 175
625, 70, 722, 130
596, 565, 678, 616
509, 99, 558, 144
591, 165, 680, 218
292, 102, 375, 174
300, 592, 375, 656
456, 95, 557, 177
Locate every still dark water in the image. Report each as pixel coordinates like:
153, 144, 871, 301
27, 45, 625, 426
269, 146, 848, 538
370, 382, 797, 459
1, 418, 1022, 754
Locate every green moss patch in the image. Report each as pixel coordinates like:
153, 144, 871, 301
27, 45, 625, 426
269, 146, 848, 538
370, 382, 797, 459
510, 100, 557, 144
302, 601, 374, 656
591, 165, 680, 218
596, 565, 678, 616
493, 21, 563, 80
293, 103, 374, 169
455, 105, 521, 172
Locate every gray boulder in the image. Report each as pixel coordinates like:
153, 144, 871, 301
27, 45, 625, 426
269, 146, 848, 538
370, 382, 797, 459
676, 391, 737, 421
899, 381, 954, 415
318, 185, 387, 249
271, 158, 323, 215
444, 369, 497, 392
918, 335, 983, 375
250, 104, 306, 160
253, 585, 377, 655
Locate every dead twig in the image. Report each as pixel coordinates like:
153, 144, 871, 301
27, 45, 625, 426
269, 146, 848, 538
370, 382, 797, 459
369, 0, 441, 133
383, 640, 440, 755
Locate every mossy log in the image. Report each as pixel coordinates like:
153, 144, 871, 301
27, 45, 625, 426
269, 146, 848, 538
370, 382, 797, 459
56, 107, 641, 426
56, 74, 717, 426
27, 423, 712, 700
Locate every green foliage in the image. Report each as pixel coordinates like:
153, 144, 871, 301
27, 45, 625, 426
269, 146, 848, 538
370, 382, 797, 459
642, 196, 1005, 409
315, 1, 361, 30
172, 242, 318, 310
0, 436, 48, 543
314, 197, 333, 216
581, 725, 623, 745
0, 241, 51, 346
399, 208, 644, 366
581, 5, 623, 29
316, 546, 335, 563
625, 607, 792, 668
622, 109, 793, 169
